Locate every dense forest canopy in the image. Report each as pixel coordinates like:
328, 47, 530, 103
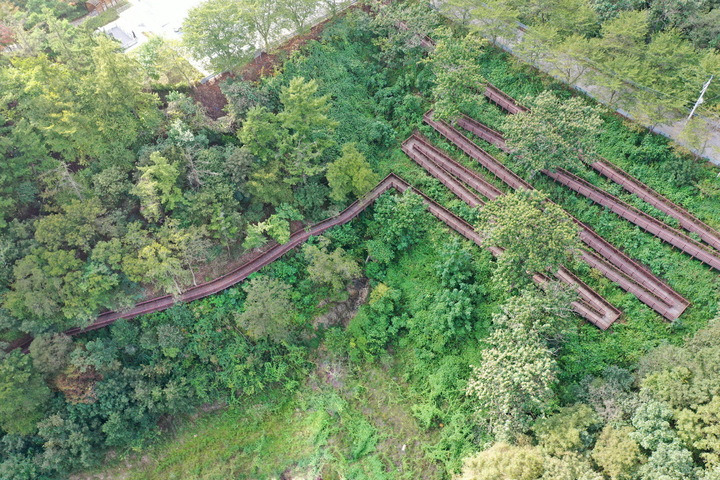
0, 0, 719, 479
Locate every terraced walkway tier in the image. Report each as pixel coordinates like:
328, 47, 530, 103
545, 167, 720, 272
484, 83, 529, 115
479, 84, 720, 254
424, 112, 689, 321
403, 133, 621, 329
402, 136, 486, 208
404, 133, 504, 200
591, 160, 720, 252
455, 114, 509, 153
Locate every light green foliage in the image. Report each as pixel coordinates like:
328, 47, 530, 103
533, 404, 600, 455
584, 8, 719, 122
456, 442, 545, 480
33, 198, 112, 253
427, 28, 487, 120
637, 317, 720, 464
242, 204, 302, 249
0, 351, 51, 435
368, 190, 429, 263
326, 143, 376, 203
29, 333, 74, 376
242, 0, 285, 50
182, 0, 255, 72
544, 34, 594, 84
122, 223, 209, 294
466, 323, 557, 440
4, 243, 121, 329
0, 32, 158, 176
134, 36, 201, 86
501, 91, 604, 176
700, 465, 720, 480
133, 153, 183, 222
465, 0, 521, 45
637, 440, 696, 480
277, 0, 317, 31
277, 76, 337, 169
236, 276, 297, 342
591, 425, 644, 479
539, 454, 603, 480
477, 189, 580, 293
303, 237, 361, 294
240, 77, 336, 207
492, 285, 576, 341
631, 400, 679, 450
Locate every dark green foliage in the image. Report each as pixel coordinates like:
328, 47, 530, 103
0, 351, 51, 435
366, 190, 430, 264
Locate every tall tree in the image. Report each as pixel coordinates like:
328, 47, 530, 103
132, 152, 183, 223
467, 322, 557, 440
303, 237, 361, 295
457, 443, 545, 480
239, 77, 336, 207
326, 143, 376, 202
501, 91, 604, 176
182, 0, 255, 72
0, 350, 51, 435
236, 276, 298, 342
277, 0, 318, 32
477, 189, 580, 293
427, 28, 488, 120
244, 0, 285, 50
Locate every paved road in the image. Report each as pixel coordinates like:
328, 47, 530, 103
101, 0, 210, 73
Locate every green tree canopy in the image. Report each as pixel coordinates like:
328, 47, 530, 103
236, 276, 298, 342
457, 442, 545, 480
326, 143, 376, 203
0, 351, 51, 435
182, 0, 255, 72
303, 237, 361, 295
240, 77, 336, 207
501, 91, 604, 177
427, 28, 487, 120
467, 322, 557, 440
477, 189, 580, 293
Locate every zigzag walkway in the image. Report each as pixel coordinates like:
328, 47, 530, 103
591, 160, 720, 253
10, 171, 617, 352
403, 133, 621, 329
423, 112, 689, 321
545, 168, 720, 272
481, 85, 720, 254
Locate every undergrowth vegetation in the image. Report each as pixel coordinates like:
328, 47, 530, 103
1, 2, 720, 479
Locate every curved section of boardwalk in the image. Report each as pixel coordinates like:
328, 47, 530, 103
64, 175, 403, 337
546, 168, 720, 272
424, 112, 689, 321
411, 135, 505, 200
402, 133, 621, 329
591, 160, 720, 252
